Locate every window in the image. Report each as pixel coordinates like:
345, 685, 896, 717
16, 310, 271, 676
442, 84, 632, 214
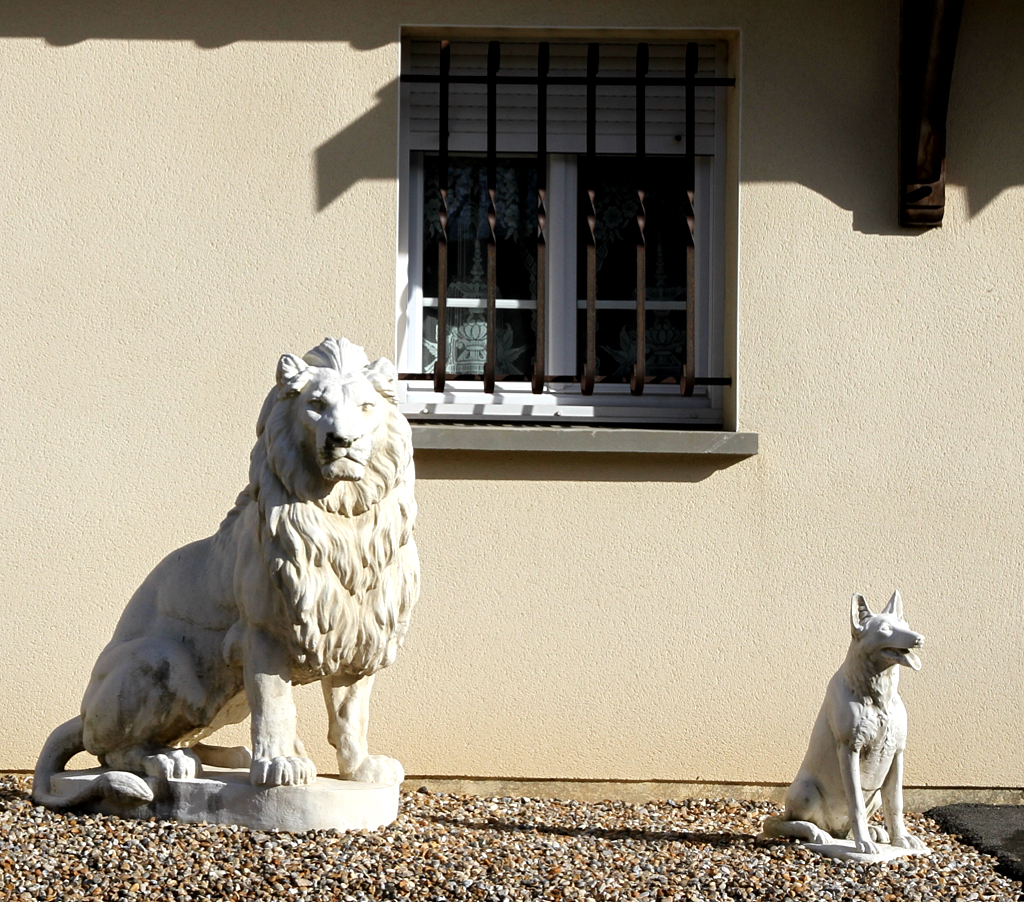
396, 35, 733, 427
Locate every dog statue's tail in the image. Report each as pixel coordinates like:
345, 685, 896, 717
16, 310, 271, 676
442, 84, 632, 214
31, 717, 153, 810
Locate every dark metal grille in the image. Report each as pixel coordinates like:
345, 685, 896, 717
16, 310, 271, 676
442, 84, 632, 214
401, 40, 735, 395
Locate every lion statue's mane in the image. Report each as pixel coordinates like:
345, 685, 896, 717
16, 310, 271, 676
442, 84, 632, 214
239, 338, 418, 678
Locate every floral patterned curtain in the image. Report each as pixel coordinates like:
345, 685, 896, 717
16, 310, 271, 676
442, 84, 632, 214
423, 156, 538, 377
421, 154, 691, 381
577, 157, 690, 380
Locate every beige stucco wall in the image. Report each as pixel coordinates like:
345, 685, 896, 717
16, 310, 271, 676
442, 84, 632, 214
1, 0, 1023, 788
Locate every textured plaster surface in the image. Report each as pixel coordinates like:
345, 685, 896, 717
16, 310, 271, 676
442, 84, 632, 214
2, 0, 1024, 788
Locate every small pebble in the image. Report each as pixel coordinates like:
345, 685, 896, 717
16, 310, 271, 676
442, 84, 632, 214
0, 774, 1018, 900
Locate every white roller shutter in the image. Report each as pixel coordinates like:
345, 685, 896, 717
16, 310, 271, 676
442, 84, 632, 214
407, 40, 721, 157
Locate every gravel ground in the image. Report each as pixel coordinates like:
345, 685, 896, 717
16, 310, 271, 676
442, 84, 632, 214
0, 774, 1019, 901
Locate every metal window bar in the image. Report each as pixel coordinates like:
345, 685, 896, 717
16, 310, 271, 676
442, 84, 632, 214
400, 41, 736, 393
532, 42, 549, 394
433, 40, 450, 394
631, 43, 648, 397
580, 43, 599, 396
484, 41, 499, 394
681, 41, 697, 397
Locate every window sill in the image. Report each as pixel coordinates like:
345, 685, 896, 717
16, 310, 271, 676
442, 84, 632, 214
411, 424, 758, 456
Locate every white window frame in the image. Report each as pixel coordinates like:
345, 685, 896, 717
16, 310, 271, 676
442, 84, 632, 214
395, 35, 730, 427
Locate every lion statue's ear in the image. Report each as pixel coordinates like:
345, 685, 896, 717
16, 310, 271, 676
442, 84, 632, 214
364, 357, 398, 403
277, 353, 311, 394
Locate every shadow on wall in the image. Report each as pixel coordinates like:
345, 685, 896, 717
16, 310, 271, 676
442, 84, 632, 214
944, 0, 1024, 218
0, 0, 1022, 225
316, 83, 396, 211
735, 0, 1024, 232
0, 0, 399, 49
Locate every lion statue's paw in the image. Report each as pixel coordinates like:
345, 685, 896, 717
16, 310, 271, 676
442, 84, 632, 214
853, 837, 880, 855
250, 755, 317, 787
345, 754, 405, 786
142, 748, 203, 781
868, 824, 890, 844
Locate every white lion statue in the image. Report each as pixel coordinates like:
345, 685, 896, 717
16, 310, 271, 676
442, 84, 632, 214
34, 337, 419, 809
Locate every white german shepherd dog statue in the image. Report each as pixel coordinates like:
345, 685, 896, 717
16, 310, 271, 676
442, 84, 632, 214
761, 591, 927, 855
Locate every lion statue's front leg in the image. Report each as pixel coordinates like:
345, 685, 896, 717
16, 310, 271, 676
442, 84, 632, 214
242, 627, 317, 786
322, 674, 405, 785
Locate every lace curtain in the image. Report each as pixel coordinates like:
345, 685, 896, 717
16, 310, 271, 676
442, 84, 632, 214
422, 156, 537, 376
422, 155, 690, 380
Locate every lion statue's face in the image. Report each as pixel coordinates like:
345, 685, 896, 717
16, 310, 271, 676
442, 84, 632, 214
255, 337, 410, 511
276, 353, 390, 484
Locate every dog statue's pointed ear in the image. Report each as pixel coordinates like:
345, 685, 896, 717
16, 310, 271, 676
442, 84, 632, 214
882, 589, 903, 619
850, 593, 872, 635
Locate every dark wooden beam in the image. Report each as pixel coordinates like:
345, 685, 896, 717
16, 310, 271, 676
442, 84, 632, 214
899, 0, 964, 227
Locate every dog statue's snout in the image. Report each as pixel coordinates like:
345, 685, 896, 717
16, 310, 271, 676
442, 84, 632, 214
324, 432, 354, 450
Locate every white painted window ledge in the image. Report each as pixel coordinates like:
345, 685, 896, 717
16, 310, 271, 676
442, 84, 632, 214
411, 424, 758, 455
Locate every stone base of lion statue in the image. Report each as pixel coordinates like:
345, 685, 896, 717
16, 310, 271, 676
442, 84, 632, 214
45, 766, 400, 832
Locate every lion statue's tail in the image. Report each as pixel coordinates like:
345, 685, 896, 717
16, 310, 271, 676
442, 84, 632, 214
32, 717, 153, 810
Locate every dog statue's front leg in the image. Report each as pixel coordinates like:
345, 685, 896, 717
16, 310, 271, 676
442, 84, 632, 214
882, 750, 926, 850
321, 673, 404, 785
244, 627, 316, 786
837, 745, 878, 854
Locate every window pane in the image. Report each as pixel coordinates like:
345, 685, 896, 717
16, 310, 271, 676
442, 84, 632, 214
423, 155, 539, 301
575, 308, 686, 381
423, 307, 536, 377
575, 156, 689, 376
